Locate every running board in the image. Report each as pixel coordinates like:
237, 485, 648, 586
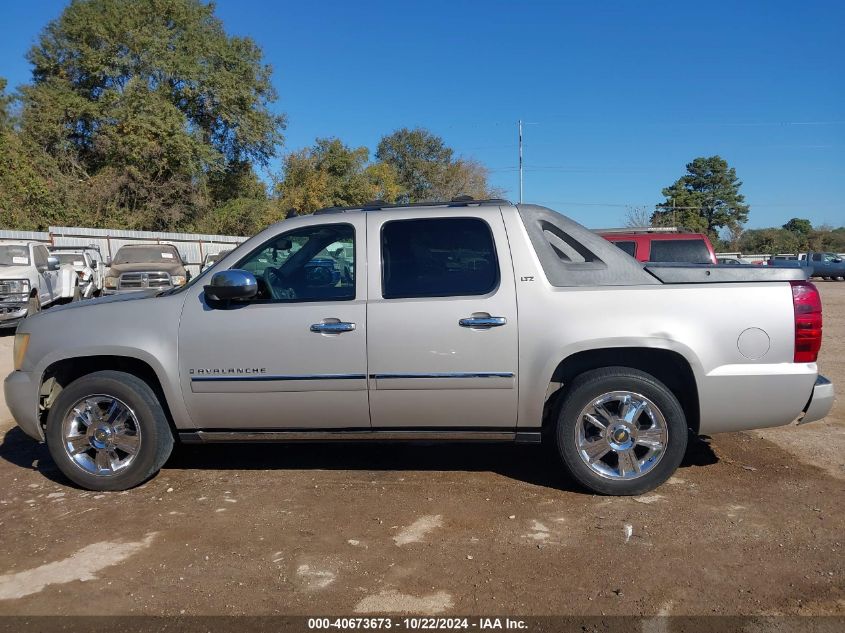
179, 430, 542, 444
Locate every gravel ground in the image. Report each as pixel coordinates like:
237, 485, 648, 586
0, 283, 842, 618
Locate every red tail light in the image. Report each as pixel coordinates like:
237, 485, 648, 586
790, 281, 822, 363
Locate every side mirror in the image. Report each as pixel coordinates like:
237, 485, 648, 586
91, 261, 98, 269
47, 256, 61, 271
204, 269, 258, 302
834, 258, 843, 263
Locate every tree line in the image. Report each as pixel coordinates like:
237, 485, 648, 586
1, 1, 840, 249
0, 0, 498, 237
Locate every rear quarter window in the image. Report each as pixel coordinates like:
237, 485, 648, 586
649, 239, 712, 264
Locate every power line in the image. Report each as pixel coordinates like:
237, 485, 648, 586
537, 200, 842, 210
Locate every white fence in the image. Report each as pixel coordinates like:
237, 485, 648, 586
0, 226, 248, 277
717, 252, 845, 263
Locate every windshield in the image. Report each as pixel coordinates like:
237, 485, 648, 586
54, 253, 86, 266
114, 245, 181, 264
0, 245, 31, 266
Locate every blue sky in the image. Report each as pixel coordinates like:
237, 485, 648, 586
2, 0, 843, 228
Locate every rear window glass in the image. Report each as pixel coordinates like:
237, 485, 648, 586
649, 239, 712, 264
55, 253, 86, 266
613, 241, 637, 257
381, 217, 499, 299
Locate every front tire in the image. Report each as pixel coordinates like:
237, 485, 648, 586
27, 294, 41, 316
46, 371, 174, 491
554, 367, 688, 495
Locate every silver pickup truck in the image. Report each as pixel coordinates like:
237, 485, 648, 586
4, 200, 835, 494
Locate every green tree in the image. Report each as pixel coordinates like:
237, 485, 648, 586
363, 161, 403, 203
375, 127, 453, 201
429, 158, 503, 201
0, 126, 81, 230
783, 217, 813, 235
19, 0, 285, 229
276, 138, 379, 214
652, 156, 750, 237
375, 127, 501, 202
738, 228, 801, 255
194, 197, 278, 237
0, 78, 11, 130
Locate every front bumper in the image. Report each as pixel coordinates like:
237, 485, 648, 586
0, 302, 28, 329
4, 370, 42, 441
799, 375, 835, 424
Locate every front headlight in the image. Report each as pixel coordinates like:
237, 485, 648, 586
14, 333, 30, 371
3, 279, 30, 294
171, 275, 186, 286
105, 276, 118, 289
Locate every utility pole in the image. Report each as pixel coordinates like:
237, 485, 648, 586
518, 119, 523, 204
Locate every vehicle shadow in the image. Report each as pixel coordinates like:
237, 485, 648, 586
0, 425, 719, 493
0, 425, 62, 481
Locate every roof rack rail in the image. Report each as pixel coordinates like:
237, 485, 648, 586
47, 243, 102, 252
594, 226, 681, 234
313, 197, 511, 215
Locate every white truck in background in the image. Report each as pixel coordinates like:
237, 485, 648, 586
48, 246, 106, 298
0, 241, 80, 329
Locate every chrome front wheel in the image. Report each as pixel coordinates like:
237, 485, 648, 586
61, 395, 141, 476
575, 391, 668, 480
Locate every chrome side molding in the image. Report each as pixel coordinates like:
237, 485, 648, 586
369, 372, 514, 380
191, 373, 366, 382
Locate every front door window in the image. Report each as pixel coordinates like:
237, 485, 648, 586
236, 224, 355, 302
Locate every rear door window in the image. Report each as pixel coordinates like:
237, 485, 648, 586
649, 239, 712, 264
381, 217, 499, 299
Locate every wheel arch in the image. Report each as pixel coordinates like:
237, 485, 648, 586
543, 347, 700, 434
39, 355, 178, 437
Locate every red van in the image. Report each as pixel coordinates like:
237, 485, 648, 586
597, 229, 717, 264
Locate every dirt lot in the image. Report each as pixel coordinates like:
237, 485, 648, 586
0, 283, 842, 620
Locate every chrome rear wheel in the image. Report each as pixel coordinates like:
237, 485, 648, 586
555, 367, 687, 495
575, 391, 668, 480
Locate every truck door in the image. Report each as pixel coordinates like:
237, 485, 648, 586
32, 245, 57, 305
366, 207, 519, 429
177, 215, 369, 430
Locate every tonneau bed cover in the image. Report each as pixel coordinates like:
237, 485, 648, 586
646, 263, 807, 284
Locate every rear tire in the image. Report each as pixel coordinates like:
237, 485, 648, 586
554, 367, 688, 495
46, 371, 173, 491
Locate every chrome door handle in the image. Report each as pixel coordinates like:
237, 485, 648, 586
310, 321, 356, 334
459, 316, 507, 328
